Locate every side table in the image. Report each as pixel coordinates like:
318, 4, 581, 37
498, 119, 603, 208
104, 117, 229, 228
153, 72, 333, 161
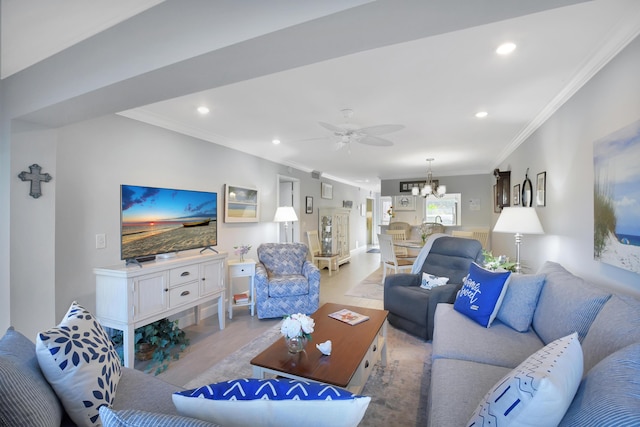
228, 258, 256, 319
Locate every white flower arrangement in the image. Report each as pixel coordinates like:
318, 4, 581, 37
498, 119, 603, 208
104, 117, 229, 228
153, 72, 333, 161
280, 313, 315, 340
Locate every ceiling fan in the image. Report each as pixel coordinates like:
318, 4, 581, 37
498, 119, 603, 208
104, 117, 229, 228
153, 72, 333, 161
318, 108, 404, 150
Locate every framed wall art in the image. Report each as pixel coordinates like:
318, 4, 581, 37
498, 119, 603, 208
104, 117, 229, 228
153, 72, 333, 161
513, 184, 520, 206
321, 182, 333, 199
594, 118, 640, 274
305, 196, 313, 214
399, 180, 428, 193
394, 195, 415, 211
536, 172, 546, 207
224, 184, 259, 223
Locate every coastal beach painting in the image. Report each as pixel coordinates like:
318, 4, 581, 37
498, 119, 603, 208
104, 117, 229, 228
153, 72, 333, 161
121, 185, 217, 260
224, 184, 259, 223
593, 119, 640, 274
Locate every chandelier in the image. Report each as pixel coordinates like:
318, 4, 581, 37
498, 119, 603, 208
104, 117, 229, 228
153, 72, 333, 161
412, 158, 446, 198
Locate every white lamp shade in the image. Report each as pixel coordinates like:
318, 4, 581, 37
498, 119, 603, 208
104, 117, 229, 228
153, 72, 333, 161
273, 206, 298, 222
493, 207, 544, 235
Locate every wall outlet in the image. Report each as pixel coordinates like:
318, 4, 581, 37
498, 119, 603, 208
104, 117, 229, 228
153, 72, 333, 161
96, 234, 106, 249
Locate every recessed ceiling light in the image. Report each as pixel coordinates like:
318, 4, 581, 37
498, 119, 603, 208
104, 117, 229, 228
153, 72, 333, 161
475, 111, 488, 118
196, 106, 210, 115
272, 139, 281, 145
496, 42, 516, 55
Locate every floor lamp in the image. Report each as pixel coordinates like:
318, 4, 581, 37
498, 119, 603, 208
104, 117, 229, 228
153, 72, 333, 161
274, 206, 299, 243
493, 207, 544, 274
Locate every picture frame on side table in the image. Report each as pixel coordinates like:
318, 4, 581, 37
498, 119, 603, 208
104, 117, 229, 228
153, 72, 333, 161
536, 172, 546, 207
321, 182, 333, 199
513, 184, 520, 205
224, 184, 259, 223
305, 196, 313, 214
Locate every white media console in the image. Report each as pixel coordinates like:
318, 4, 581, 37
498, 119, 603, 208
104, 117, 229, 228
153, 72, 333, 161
94, 250, 227, 368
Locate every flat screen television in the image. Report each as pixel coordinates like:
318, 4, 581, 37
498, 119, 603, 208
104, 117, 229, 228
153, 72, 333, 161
120, 184, 218, 262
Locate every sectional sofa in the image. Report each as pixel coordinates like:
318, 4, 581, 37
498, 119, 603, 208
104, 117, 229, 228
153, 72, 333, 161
427, 261, 640, 426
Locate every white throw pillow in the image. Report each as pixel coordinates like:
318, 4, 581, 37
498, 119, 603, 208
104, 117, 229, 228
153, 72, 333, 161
420, 273, 449, 290
467, 332, 582, 427
173, 378, 370, 427
36, 302, 122, 427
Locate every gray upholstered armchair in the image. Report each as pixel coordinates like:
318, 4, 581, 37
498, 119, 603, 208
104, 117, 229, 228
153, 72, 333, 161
255, 243, 320, 319
383, 236, 483, 340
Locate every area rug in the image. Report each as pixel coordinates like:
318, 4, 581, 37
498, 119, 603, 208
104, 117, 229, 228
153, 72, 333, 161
345, 268, 384, 300
366, 248, 380, 253
183, 322, 431, 427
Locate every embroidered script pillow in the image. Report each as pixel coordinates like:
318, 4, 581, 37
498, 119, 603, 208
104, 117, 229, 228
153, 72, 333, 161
453, 263, 511, 327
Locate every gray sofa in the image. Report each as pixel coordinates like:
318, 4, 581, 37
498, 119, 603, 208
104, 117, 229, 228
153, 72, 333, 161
384, 236, 484, 340
0, 326, 220, 427
427, 261, 640, 426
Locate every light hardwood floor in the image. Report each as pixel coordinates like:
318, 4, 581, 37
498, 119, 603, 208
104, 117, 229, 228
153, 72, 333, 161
152, 248, 383, 386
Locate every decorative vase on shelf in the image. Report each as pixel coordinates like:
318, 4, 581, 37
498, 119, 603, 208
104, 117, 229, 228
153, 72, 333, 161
285, 336, 308, 354
239, 254, 244, 262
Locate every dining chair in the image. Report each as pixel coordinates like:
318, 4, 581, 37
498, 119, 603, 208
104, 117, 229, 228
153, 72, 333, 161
471, 229, 490, 250
385, 229, 410, 258
378, 233, 413, 283
306, 230, 338, 275
451, 230, 474, 238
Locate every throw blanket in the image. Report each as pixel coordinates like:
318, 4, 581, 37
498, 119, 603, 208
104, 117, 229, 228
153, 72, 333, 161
410, 233, 448, 274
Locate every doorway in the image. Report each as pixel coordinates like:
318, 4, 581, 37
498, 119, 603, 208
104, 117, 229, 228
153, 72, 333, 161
276, 175, 300, 243
366, 197, 375, 246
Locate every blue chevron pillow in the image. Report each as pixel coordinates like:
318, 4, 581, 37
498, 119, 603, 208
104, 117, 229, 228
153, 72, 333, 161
173, 378, 370, 427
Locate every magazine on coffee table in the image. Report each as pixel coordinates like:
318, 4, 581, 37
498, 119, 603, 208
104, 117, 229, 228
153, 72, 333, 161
328, 308, 370, 325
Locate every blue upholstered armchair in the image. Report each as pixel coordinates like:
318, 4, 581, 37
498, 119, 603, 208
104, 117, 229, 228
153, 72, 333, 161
255, 243, 320, 319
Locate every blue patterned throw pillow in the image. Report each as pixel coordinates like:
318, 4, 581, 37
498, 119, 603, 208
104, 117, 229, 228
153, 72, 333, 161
420, 273, 449, 290
173, 378, 371, 427
468, 332, 583, 427
36, 302, 122, 427
453, 263, 511, 327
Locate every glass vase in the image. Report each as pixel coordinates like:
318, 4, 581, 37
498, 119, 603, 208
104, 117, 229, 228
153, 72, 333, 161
285, 335, 308, 354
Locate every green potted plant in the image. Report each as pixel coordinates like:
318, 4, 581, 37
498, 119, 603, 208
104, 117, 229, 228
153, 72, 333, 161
482, 250, 517, 272
111, 318, 190, 375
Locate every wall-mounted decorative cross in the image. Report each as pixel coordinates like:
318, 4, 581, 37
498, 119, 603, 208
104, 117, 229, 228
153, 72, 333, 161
18, 164, 52, 199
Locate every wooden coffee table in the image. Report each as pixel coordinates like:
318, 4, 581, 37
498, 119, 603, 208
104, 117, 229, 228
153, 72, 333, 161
250, 303, 388, 393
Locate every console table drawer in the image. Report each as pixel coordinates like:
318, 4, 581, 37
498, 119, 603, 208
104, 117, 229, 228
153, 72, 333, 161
168, 281, 199, 308
169, 265, 199, 285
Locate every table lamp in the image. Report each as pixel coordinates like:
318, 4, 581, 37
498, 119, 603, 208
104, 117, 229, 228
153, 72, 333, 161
493, 207, 544, 274
274, 206, 298, 243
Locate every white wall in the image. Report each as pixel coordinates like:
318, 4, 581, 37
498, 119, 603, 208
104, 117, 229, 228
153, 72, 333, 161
492, 35, 640, 296
0, 82, 10, 334
381, 174, 493, 228
9, 121, 58, 339
46, 114, 365, 322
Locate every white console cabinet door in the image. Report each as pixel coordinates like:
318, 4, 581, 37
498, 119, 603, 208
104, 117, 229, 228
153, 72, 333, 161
94, 250, 227, 368
200, 259, 224, 296
134, 271, 168, 320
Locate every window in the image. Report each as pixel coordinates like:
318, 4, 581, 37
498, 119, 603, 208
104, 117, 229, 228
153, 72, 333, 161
423, 193, 461, 226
